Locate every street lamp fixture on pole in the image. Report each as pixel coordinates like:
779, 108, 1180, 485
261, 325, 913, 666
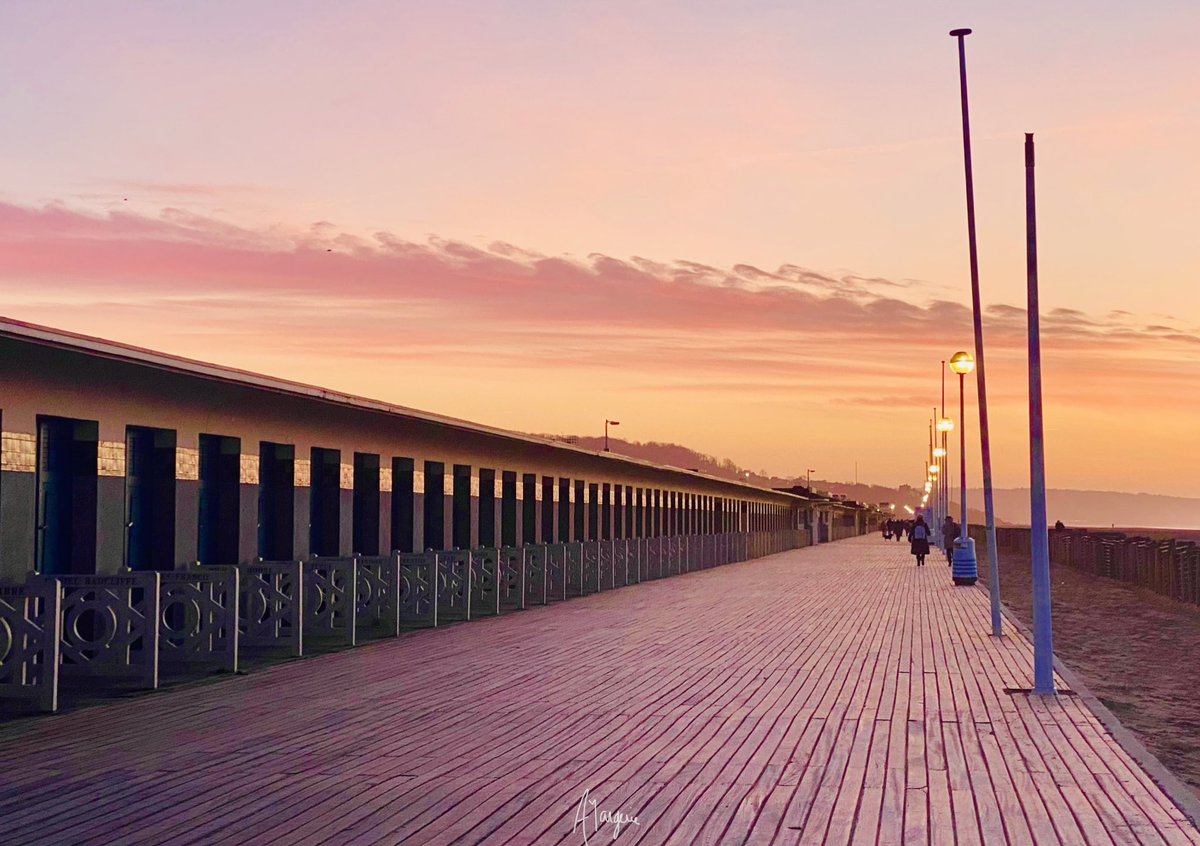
948, 351, 977, 585
604, 419, 620, 452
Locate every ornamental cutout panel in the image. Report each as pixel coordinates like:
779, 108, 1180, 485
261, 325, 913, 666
498, 547, 525, 612
565, 542, 585, 598
582, 542, 601, 594
159, 566, 239, 673
303, 558, 357, 646
238, 560, 303, 656
545, 543, 568, 602
356, 555, 400, 638
469, 548, 499, 618
599, 541, 615, 591
58, 573, 160, 690
524, 545, 548, 606
398, 552, 437, 628
0, 578, 61, 712
437, 549, 472, 621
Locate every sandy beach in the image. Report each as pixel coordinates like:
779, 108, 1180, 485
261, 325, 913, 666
979, 549, 1200, 800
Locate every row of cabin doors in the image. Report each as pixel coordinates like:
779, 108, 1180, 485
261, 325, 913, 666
34, 418, 240, 574
31, 417, 749, 575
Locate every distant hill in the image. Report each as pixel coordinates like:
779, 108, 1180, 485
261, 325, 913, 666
972, 488, 1200, 531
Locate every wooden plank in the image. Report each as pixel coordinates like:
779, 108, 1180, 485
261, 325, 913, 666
0, 537, 1196, 846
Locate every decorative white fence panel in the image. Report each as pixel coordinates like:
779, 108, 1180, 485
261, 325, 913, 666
648, 537, 662, 580
599, 541, 615, 591
524, 545, 548, 607
304, 558, 357, 646
239, 560, 303, 656
565, 542, 585, 597
58, 572, 160, 690
160, 566, 238, 674
0, 577, 60, 712
614, 540, 630, 586
398, 552, 437, 628
545, 543, 568, 602
437, 550, 473, 622
582, 542, 600, 594
498, 547, 525, 612
469, 548, 499, 618
356, 555, 401, 638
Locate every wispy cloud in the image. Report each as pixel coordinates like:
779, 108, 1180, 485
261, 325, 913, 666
4, 201, 1196, 359
2, 200, 1198, 493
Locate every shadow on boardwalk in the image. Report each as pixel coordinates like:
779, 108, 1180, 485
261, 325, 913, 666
1, 537, 1197, 845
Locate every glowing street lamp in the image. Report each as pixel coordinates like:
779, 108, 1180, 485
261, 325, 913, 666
937, 417, 954, 433
948, 351, 976, 585
933, 447, 947, 458
929, 464, 940, 475
950, 350, 976, 375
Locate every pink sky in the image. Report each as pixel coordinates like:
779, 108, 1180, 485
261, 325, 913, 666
1, 2, 1198, 497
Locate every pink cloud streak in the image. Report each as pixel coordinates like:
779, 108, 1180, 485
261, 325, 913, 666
2, 201, 1199, 494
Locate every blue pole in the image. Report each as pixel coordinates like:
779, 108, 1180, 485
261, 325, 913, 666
1025, 133, 1055, 694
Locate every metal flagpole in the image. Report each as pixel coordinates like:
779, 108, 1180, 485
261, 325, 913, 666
1025, 132, 1055, 694
950, 27, 1002, 636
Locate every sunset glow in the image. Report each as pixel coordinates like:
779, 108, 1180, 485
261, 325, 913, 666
2, 1, 1198, 497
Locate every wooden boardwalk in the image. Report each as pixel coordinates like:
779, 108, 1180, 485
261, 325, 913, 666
1, 537, 1197, 845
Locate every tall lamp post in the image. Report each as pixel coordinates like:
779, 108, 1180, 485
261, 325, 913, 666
806, 468, 815, 543
950, 27, 1002, 632
928, 414, 938, 543
604, 419, 620, 452
934, 444, 947, 559
1026, 132, 1055, 693
948, 351, 976, 585
936, 416, 954, 538
940, 359, 949, 542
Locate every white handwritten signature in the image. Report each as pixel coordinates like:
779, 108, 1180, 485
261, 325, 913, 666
572, 788, 641, 843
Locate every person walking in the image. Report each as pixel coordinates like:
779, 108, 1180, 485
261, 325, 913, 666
910, 515, 931, 566
895, 519, 906, 542
942, 515, 959, 564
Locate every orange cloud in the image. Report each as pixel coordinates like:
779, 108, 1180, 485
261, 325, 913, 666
2, 201, 1198, 495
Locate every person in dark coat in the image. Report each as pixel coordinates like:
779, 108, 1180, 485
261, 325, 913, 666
896, 519, 906, 542
942, 516, 959, 564
910, 516, 931, 566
